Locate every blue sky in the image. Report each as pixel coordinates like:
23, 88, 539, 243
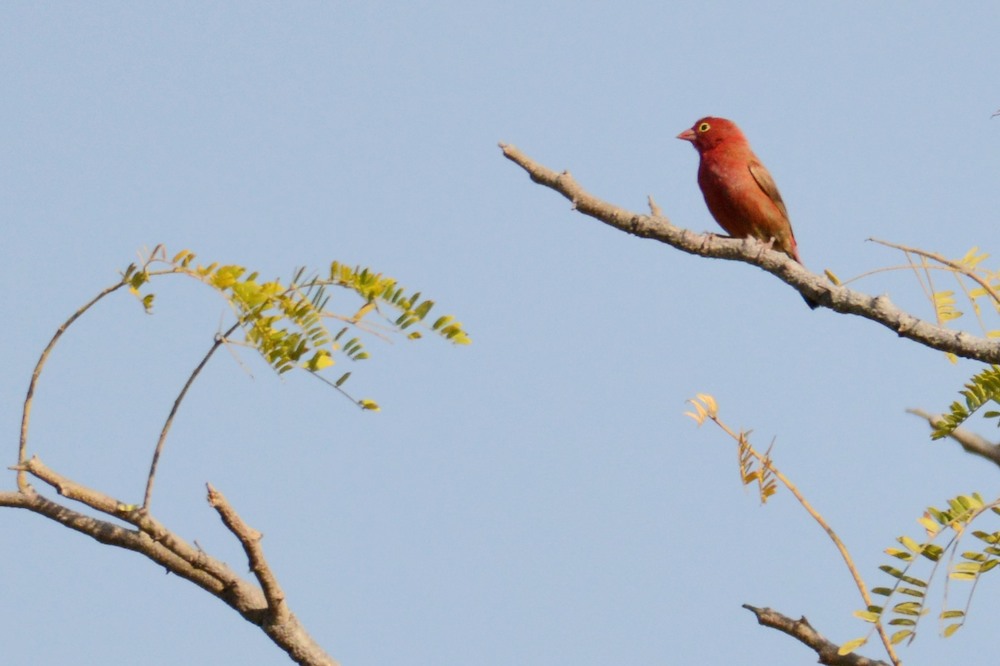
3, 3, 1000, 665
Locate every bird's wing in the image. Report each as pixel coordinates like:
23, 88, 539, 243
748, 161, 789, 220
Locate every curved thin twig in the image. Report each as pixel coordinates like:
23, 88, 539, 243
500, 143, 1000, 364
143, 321, 240, 509
18, 280, 129, 490
870, 238, 1000, 307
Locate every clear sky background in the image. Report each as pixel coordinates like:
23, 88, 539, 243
3, 3, 1000, 665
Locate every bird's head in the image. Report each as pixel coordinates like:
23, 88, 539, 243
677, 117, 746, 152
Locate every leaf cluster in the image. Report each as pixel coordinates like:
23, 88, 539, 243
850, 493, 1000, 648
686, 394, 776, 504
931, 365, 1000, 439
123, 247, 472, 410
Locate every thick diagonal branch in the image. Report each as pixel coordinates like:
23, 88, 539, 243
743, 605, 891, 666
500, 143, 1000, 364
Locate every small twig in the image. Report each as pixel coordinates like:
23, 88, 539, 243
836, 263, 969, 288
647, 194, 663, 217
143, 321, 240, 509
907, 408, 1000, 468
207, 484, 288, 623
743, 605, 891, 666
870, 238, 1000, 307
308, 371, 366, 408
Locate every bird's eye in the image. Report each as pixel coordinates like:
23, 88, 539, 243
698, 122, 711, 132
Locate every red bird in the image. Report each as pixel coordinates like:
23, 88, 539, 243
677, 116, 817, 308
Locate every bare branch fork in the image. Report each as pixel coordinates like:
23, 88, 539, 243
7, 247, 338, 665
499, 143, 1000, 365
0, 460, 337, 666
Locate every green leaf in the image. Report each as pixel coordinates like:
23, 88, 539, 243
304, 350, 333, 372
885, 548, 913, 561
953, 562, 982, 575
412, 299, 434, 320
837, 637, 867, 655
879, 565, 905, 579
890, 629, 913, 644
943, 623, 962, 638
892, 601, 922, 616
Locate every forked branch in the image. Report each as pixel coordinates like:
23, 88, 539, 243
1, 458, 337, 666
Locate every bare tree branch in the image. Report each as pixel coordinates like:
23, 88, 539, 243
743, 605, 891, 666
208, 483, 289, 623
205, 483, 332, 664
499, 143, 1000, 364
2, 458, 338, 666
907, 408, 1000, 468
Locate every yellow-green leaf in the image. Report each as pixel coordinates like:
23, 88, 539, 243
304, 350, 334, 372
890, 629, 913, 644
853, 610, 880, 623
837, 637, 867, 655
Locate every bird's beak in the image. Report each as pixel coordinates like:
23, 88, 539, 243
676, 128, 696, 142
